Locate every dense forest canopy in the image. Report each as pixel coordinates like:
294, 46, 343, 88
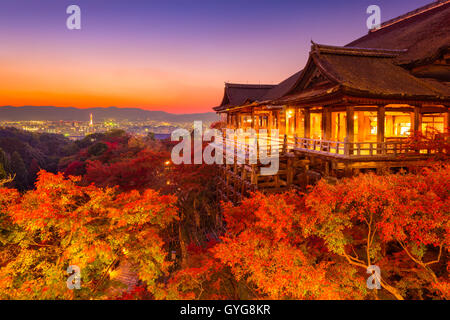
0, 127, 448, 300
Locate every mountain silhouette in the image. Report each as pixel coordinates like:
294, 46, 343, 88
0, 106, 219, 123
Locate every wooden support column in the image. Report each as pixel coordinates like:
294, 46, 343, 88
413, 105, 422, 133
285, 109, 290, 135
321, 108, 326, 139
377, 105, 385, 155
241, 165, 247, 195
268, 112, 273, 132
446, 106, 450, 131
377, 106, 385, 141
323, 108, 332, 140
251, 164, 258, 186
294, 108, 300, 135
251, 108, 255, 129
304, 108, 311, 138
276, 111, 281, 131
287, 156, 294, 186
345, 106, 354, 156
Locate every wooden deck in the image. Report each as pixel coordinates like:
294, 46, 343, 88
215, 131, 445, 203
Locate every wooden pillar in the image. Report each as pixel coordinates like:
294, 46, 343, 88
285, 109, 290, 135
241, 165, 247, 195
304, 108, 311, 138
323, 108, 332, 140
321, 108, 326, 139
268, 112, 273, 132
276, 111, 281, 131
346, 106, 354, 156
287, 157, 294, 186
251, 164, 258, 185
377, 105, 385, 155
377, 106, 385, 143
446, 106, 450, 131
346, 106, 354, 142
251, 108, 255, 129
413, 105, 422, 134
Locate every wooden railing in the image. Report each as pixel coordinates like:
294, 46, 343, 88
213, 129, 445, 160
214, 131, 288, 162
293, 137, 442, 158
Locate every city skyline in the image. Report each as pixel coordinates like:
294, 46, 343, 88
1, 0, 431, 113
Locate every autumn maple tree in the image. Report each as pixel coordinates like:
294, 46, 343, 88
0, 171, 178, 299
213, 192, 367, 299
304, 164, 449, 300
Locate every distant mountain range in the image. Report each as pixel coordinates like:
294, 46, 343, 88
0, 106, 219, 123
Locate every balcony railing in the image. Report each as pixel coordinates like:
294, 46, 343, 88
214, 130, 445, 160
293, 137, 443, 158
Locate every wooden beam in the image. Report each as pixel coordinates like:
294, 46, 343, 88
251, 108, 255, 129
346, 106, 354, 156
276, 111, 281, 131
294, 108, 300, 133
447, 106, 450, 131
268, 112, 273, 132
346, 106, 354, 142
324, 108, 332, 140
413, 105, 422, 133
285, 109, 289, 135
304, 108, 311, 138
377, 105, 385, 143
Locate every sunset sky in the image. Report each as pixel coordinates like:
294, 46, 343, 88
0, 0, 431, 114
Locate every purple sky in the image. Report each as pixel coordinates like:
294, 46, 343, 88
0, 0, 431, 113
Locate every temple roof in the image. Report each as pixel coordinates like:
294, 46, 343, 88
213, 1, 450, 112
213, 83, 275, 112
274, 44, 450, 104
347, 0, 450, 67
260, 70, 304, 101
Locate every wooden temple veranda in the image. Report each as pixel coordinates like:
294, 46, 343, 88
213, 1, 450, 203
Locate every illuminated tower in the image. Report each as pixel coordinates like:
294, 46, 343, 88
89, 113, 93, 126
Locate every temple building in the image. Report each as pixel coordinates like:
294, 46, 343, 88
213, 0, 450, 202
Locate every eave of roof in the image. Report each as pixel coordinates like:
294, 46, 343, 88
215, 82, 275, 112
346, 0, 450, 67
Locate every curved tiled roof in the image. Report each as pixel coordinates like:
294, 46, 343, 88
275, 44, 450, 104
260, 70, 304, 101
213, 83, 275, 112
347, 0, 450, 67
314, 44, 449, 97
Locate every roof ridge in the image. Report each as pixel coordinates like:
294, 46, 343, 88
371, 0, 450, 33
225, 83, 275, 88
312, 43, 407, 57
